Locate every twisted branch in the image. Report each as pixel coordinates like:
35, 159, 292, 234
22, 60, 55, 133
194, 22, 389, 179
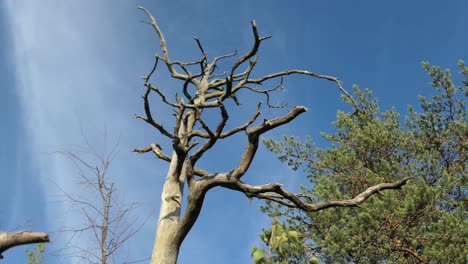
205, 176, 411, 212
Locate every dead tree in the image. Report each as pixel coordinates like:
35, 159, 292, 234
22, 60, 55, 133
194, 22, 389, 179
56, 139, 149, 264
134, 6, 411, 264
0, 231, 49, 260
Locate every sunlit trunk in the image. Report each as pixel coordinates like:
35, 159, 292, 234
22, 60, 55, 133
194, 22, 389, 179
150, 149, 186, 264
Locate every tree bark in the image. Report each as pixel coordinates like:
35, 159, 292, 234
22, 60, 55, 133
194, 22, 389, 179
0, 231, 49, 259
150, 151, 186, 264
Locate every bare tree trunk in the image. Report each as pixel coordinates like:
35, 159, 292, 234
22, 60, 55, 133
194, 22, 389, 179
150, 152, 185, 264
150, 164, 208, 264
148, 75, 203, 263
0, 231, 49, 259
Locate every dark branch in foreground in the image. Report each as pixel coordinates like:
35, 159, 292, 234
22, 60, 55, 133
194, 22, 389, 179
236, 177, 411, 211
0, 231, 50, 259
207, 176, 411, 212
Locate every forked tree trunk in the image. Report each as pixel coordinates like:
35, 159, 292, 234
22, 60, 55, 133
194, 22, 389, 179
149, 90, 203, 263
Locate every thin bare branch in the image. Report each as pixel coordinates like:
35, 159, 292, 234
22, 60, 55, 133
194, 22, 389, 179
137, 6, 188, 81
135, 87, 175, 139
208, 71, 228, 81
189, 102, 262, 140
190, 101, 229, 163
147, 83, 179, 108
169, 59, 196, 77
240, 80, 285, 108
222, 101, 262, 137
194, 37, 208, 75
133, 144, 210, 177
212, 51, 237, 65
143, 56, 159, 83
230, 21, 271, 78
56, 140, 149, 264
248, 69, 357, 109
133, 143, 171, 162
205, 51, 238, 82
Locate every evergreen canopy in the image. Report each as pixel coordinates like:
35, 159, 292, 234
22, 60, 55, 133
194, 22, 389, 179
253, 61, 467, 264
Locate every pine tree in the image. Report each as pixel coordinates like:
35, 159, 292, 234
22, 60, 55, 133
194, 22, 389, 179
255, 61, 467, 263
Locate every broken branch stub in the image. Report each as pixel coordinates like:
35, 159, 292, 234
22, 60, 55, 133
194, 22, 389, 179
0, 231, 50, 259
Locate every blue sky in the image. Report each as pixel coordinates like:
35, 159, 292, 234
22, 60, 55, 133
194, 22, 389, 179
1, 0, 467, 263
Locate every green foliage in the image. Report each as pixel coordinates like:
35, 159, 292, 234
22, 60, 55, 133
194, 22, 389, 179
252, 246, 267, 263
254, 62, 467, 263
252, 219, 313, 264
25, 244, 46, 264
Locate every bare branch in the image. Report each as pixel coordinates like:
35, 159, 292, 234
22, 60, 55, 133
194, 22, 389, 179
230, 21, 271, 78
183, 78, 195, 103
146, 83, 179, 108
248, 106, 308, 136
55, 182, 104, 217
206, 68, 356, 111
194, 37, 207, 58
170, 58, 205, 67
208, 72, 228, 81
211, 51, 238, 66
0, 231, 50, 259
240, 79, 285, 108
169, 59, 201, 78
137, 6, 188, 81
205, 175, 410, 212
231, 106, 308, 179
220, 102, 262, 138
205, 51, 238, 82
133, 144, 210, 177
143, 55, 159, 83
133, 143, 171, 162
235, 178, 411, 212
230, 57, 259, 83
189, 102, 262, 140
135, 87, 175, 139
190, 101, 229, 163
248, 69, 357, 109
193, 37, 208, 76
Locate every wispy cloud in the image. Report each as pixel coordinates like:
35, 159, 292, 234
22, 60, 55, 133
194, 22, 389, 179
4, 0, 159, 261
